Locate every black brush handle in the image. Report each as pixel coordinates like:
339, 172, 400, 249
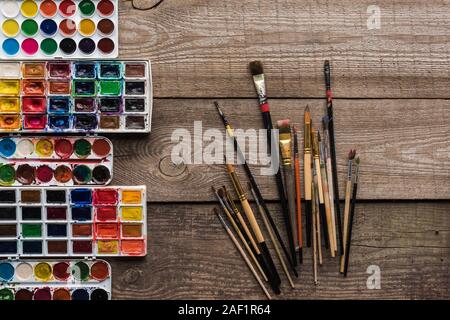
298, 248, 303, 264
305, 200, 312, 247
327, 109, 343, 255
319, 203, 329, 249
259, 241, 281, 294
344, 182, 358, 276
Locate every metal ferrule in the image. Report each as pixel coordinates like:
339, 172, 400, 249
230, 172, 246, 200
319, 141, 326, 166
252, 75, 267, 104
279, 134, 292, 166
312, 132, 319, 159
304, 124, 311, 152
347, 160, 353, 180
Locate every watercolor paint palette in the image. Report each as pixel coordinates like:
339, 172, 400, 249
0, 186, 147, 257
0, 259, 111, 300
0, 0, 119, 59
0, 59, 152, 132
0, 136, 113, 186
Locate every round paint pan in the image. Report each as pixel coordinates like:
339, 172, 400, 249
97, 0, 115, 17
21, 19, 38, 37
35, 139, 54, 157
16, 164, 36, 185
54, 165, 72, 183
55, 138, 73, 159
0, 164, 16, 185
90, 260, 110, 281
59, 0, 77, 17
53, 288, 71, 300
34, 262, 53, 281
15, 289, 33, 300
97, 18, 114, 36
71, 261, 90, 281
21, 0, 39, 18
59, 19, 77, 36
1, 1, 20, 18
92, 165, 111, 184
79, 0, 96, 17
40, 0, 58, 18
74, 138, 91, 158
40, 38, 58, 56
33, 288, 51, 300
92, 138, 112, 157
0, 262, 15, 281
16, 139, 34, 157
0, 137, 16, 157
59, 38, 77, 55
36, 165, 54, 183
72, 288, 89, 300
16, 262, 33, 281
53, 262, 70, 281
97, 38, 115, 55
0, 288, 14, 300
90, 288, 109, 300
40, 19, 58, 37
79, 38, 96, 55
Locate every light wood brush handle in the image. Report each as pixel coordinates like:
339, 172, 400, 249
321, 167, 336, 257
241, 199, 264, 242
304, 154, 312, 200
315, 159, 324, 203
326, 157, 338, 254
340, 180, 353, 272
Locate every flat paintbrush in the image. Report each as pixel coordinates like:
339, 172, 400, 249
325, 60, 343, 255
249, 183, 295, 288
344, 157, 360, 276
293, 126, 303, 263
213, 186, 268, 281
340, 150, 356, 273
277, 120, 298, 260
225, 156, 281, 294
249, 61, 297, 266
304, 106, 313, 247
214, 102, 298, 277
214, 208, 272, 300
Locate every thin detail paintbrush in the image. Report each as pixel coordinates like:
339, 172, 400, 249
225, 156, 281, 294
325, 60, 343, 255
249, 183, 295, 288
249, 61, 297, 266
214, 208, 272, 300
344, 157, 360, 276
213, 186, 268, 281
277, 120, 298, 257
313, 130, 329, 250
311, 177, 318, 285
304, 106, 313, 247
323, 116, 338, 255
340, 150, 356, 273
319, 133, 336, 257
293, 126, 303, 263
214, 102, 298, 277
313, 157, 323, 266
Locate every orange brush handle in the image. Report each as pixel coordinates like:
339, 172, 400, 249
294, 154, 303, 248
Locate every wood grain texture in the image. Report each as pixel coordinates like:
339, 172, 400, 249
110, 202, 450, 299
110, 98, 450, 201
118, 0, 450, 98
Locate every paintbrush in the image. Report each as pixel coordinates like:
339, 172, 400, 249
212, 186, 268, 281
293, 126, 303, 263
344, 157, 360, 276
324, 60, 343, 255
225, 156, 281, 294
214, 208, 272, 300
312, 157, 323, 266
214, 102, 298, 277
323, 116, 338, 255
249, 61, 297, 266
340, 150, 356, 272
319, 133, 336, 257
311, 177, 318, 285
304, 106, 313, 247
312, 130, 329, 250
249, 183, 295, 288
277, 120, 298, 257
340, 150, 356, 273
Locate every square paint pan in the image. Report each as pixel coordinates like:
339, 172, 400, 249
0, 185, 147, 257
0, 0, 119, 59
0, 135, 113, 186
0, 259, 111, 300
0, 59, 153, 133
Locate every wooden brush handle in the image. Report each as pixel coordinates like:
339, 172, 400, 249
241, 199, 264, 243
294, 155, 303, 249
304, 154, 312, 200
315, 159, 324, 203
340, 180, 353, 272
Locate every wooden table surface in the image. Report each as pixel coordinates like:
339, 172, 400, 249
109, 0, 449, 299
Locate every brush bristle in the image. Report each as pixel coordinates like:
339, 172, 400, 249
355, 157, 360, 165
249, 61, 263, 76
304, 106, 311, 123
217, 187, 225, 198
322, 115, 329, 128
348, 149, 356, 160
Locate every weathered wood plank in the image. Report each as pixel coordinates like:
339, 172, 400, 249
111, 98, 450, 201
119, 0, 450, 98
111, 202, 450, 299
